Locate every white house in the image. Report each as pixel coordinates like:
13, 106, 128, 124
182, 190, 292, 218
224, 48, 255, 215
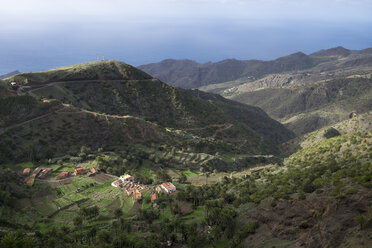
120, 174, 134, 182
160, 182, 176, 194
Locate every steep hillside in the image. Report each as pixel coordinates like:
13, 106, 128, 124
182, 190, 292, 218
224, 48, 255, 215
282, 111, 372, 156
139, 52, 321, 88
0, 61, 294, 163
0, 95, 61, 129
0, 80, 16, 98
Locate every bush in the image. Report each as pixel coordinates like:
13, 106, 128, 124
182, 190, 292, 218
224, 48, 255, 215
324, 128, 341, 139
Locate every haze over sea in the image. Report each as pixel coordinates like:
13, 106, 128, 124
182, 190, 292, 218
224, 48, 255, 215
1, 0, 372, 74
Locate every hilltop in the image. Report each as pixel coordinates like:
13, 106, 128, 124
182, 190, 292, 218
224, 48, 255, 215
7, 61, 152, 85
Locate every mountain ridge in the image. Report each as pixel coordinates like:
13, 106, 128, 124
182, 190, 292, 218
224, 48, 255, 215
138, 46, 371, 89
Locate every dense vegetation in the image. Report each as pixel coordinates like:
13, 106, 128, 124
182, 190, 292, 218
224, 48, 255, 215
1, 58, 371, 248
1, 129, 371, 247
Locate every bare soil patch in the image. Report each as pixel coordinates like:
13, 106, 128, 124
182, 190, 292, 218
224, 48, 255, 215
91, 173, 115, 182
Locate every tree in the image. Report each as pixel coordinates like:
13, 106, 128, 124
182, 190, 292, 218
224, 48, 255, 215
114, 208, 123, 219
356, 214, 367, 230
179, 173, 187, 184
73, 216, 83, 228
97, 230, 111, 244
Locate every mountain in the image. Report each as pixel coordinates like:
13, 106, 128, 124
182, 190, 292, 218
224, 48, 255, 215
174, 47, 371, 136
138, 52, 320, 88
0, 70, 21, 79
139, 47, 372, 90
0, 60, 294, 163
310, 46, 351, 57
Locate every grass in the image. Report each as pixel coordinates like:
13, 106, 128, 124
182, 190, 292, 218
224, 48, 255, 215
181, 206, 204, 224
157, 206, 173, 221
16, 162, 34, 168
120, 192, 134, 213
183, 170, 199, 177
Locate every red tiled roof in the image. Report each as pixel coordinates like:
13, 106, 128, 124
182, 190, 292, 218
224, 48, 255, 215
161, 182, 176, 191
58, 171, 69, 178
150, 193, 158, 201
23, 168, 31, 174
134, 190, 142, 200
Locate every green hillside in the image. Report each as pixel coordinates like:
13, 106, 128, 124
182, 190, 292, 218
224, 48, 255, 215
0, 61, 294, 163
1, 102, 370, 248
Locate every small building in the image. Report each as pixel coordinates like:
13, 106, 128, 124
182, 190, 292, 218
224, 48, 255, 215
38, 168, 52, 179
31, 167, 42, 178
23, 168, 31, 176
10, 82, 17, 86
150, 193, 158, 202
160, 182, 176, 194
43, 99, 51, 103
26, 177, 35, 186
120, 174, 134, 182
111, 180, 122, 188
90, 168, 99, 174
133, 190, 142, 202
74, 167, 85, 176
155, 186, 162, 193
58, 171, 69, 179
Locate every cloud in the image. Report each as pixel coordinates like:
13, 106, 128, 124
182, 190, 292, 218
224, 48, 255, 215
2, 0, 372, 29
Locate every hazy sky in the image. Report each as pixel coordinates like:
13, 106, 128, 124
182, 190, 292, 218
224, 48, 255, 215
1, 0, 372, 74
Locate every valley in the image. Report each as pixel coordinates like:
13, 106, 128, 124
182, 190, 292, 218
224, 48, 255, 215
0, 56, 371, 248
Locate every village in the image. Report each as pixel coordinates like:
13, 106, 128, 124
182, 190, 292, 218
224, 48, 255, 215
21, 165, 177, 204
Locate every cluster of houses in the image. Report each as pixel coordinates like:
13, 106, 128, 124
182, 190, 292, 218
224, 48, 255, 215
58, 167, 99, 179
23, 167, 52, 186
22, 166, 100, 185
111, 174, 177, 203
112, 174, 146, 202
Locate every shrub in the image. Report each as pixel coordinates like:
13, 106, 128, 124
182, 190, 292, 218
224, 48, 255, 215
324, 128, 341, 139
